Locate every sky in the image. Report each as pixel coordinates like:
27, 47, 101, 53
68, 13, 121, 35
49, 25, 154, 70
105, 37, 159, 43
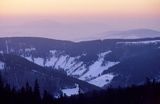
0, 0, 160, 41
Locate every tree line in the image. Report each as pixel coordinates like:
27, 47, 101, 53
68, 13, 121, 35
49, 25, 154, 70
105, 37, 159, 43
0, 74, 54, 104
0, 73, 160, 104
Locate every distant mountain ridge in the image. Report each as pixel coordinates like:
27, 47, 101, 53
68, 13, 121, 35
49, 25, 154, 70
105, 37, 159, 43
0, 36, 160, 88
96, 29, 160, 40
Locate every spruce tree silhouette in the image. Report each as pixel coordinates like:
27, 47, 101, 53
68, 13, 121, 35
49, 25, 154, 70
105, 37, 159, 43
0, 75, 160, 104
33, 79, 41, 104
42, 90, 54, 104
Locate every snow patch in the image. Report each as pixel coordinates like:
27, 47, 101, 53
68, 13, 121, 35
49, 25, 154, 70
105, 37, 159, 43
23, 56, 44, 66
99, 51, 112, 58
71, 65, 86, 76
0, 51, 3, 54
45, 50, 58, 67
49, 50, 57, 54
55, 55, 69, 69
117, 40, 160, 45
79, 51, 119, 81
5, 40, 9, 54
34, 57, 44, 66
82, 53, 87, 56
25, 56, 33, 62
45, 50, 86, 76
80, 61, 119, 81
61, 84, 79, 96
25, 48, 36, 52
0, 61, 5, 70
32, 70, 38, 73
23, 50, 86, 76
89, 74, 115, 87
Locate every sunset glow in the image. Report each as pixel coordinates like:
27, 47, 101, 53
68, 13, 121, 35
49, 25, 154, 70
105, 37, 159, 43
0, 0, 160, 17
0, 0, 160, 41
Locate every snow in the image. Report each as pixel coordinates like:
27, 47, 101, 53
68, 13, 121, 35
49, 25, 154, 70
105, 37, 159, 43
49, 50, 57, 54
80, 61, 119, 81
89, 74, 115, 87
5, 40, 9, 54
117, 40, 160, 45
34, 57, 44, 66
79, 51, 119, 81
71, 65, 86, 76
23, 56, 44, 66
25, 56, 33, 62
45, 50, 86, 76
52, 55, 86, 76
61, 84, 79, 96
66, 61, 83, 75
99, 51, 112, 58
22, 50, 119, 87
23, 50, 86, 76
62, 57, 77, 71
32, 70, 38, 73
0, 61, 5, 70
0, 51, 3, 54
25, 48, 36, 52
55, 55, 69, 69
45, 51, 58, 67
82, 53, 87, 56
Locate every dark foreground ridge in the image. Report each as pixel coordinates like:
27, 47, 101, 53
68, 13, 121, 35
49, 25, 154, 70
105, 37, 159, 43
0, 75, 160, 104
0, 54, 100, 96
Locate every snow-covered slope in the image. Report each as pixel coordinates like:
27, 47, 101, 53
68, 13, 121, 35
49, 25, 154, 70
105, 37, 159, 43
88, 74, 115, 87
0, 37, 160, 88
21, 50, 119, 87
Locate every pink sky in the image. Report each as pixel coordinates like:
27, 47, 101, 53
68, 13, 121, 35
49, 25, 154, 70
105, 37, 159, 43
0, 0, 160, 41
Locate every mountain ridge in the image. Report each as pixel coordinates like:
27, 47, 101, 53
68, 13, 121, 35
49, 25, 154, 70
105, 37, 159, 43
0, 36, 160, 88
